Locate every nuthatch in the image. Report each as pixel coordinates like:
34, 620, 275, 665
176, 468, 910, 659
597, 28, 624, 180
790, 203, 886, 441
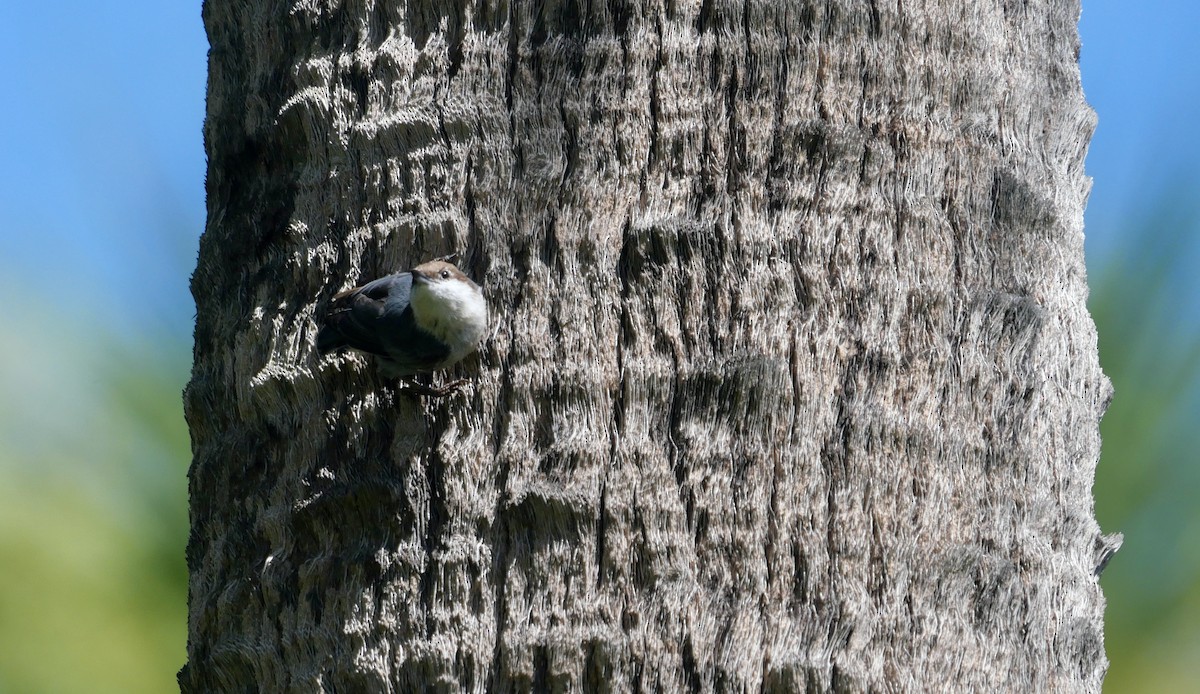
317, 260, 488, 395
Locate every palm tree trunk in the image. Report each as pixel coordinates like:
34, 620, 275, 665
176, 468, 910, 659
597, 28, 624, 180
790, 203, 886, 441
182, 0, 1117, 690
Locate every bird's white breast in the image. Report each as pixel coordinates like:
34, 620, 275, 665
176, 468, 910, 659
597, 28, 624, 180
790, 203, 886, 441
410, 279, 489, 360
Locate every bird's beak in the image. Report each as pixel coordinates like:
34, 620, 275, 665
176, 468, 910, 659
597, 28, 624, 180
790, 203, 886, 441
411, 269, 428, 285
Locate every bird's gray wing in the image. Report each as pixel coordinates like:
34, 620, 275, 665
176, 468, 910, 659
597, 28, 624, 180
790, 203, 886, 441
354, 273, 412, 303
376, 293, 452, 374
318, 272, 451, 374
317, 272, 412, 355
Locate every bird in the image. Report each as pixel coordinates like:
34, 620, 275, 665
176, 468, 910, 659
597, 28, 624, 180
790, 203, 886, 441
317, 259, 488, 396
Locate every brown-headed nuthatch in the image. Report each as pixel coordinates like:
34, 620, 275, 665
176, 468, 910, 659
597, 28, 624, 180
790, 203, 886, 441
317, 260, 487, 395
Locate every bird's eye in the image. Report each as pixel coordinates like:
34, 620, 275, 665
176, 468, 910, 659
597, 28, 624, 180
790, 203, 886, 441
440, 270, 451, 279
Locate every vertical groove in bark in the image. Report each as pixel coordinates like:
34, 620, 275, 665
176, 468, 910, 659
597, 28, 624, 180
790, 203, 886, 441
183, 0, 1114, 691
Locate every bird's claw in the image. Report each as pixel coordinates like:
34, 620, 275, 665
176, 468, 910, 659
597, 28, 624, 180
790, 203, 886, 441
400, 377, 469, 398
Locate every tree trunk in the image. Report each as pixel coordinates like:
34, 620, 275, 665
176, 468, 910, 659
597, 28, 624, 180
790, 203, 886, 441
182, 0, 1117, 691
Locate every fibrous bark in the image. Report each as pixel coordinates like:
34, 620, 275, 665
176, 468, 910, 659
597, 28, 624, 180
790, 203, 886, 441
183, 0, 1116, 691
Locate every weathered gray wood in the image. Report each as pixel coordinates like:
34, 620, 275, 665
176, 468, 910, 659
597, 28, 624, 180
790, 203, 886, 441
182, 0, 1116, 691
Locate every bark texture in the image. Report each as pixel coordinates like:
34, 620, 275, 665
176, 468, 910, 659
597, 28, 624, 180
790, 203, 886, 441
183, 0, 1117, 691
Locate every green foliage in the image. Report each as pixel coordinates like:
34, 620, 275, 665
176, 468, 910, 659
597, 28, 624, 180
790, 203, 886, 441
0, 304, 189, 694
1090, 197, 1200, 692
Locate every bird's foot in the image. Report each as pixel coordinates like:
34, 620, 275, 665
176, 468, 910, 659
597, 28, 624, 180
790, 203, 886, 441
400, 377, 469, 398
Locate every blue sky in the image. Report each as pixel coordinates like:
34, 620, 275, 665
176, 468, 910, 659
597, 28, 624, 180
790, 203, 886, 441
0, 2, 207, 338
1080, 1, 1200, 249
0, 2, 1195, 338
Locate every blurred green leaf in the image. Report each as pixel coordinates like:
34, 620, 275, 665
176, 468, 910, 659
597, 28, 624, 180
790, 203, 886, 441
1090, 190, 1200, 692
0, 298, 189, 694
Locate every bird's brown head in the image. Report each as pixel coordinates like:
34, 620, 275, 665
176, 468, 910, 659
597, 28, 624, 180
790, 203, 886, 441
411, 260, 470, 286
